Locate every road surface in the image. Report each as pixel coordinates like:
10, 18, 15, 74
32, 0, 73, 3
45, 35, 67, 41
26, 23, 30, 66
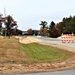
31, 36, 75, 48
23, 69, 75, 75
0, 69, 75, 75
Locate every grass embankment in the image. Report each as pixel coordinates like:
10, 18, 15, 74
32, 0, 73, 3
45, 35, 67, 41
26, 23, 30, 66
0, 37, 74, 64
21, 43, 74, 64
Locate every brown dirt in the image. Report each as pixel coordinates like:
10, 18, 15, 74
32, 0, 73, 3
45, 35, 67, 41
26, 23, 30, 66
19, 36, 41, 44
0, 60, 75, 74
0, 36, 75, 74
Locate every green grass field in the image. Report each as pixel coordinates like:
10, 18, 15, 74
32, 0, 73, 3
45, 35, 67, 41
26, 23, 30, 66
0, 37, 74, 64
21, 43, 74, 63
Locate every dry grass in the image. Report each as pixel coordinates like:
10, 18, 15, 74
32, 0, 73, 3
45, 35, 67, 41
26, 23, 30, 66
0, 37, 26, 64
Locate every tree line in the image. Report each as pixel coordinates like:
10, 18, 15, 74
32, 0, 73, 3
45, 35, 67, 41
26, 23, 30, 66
39, 15, 75, 37
56, 15, 75, 34
11, 15, 75, 38
0, 14, 74, 38
39, 21, 59, 38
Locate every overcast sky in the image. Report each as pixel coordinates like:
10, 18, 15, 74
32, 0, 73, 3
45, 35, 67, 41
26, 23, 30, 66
0, 0, 75, 30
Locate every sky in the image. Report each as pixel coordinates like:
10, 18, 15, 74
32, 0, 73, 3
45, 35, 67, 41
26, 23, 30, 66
0, 0, 75, 31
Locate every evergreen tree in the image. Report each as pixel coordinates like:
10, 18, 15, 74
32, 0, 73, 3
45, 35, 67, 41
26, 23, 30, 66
56, 15, 75, 34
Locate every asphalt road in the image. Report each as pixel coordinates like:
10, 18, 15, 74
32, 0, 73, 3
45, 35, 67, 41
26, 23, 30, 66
31, 36, 75, 48
21, 69, 75, 75
0, 69, 75, 75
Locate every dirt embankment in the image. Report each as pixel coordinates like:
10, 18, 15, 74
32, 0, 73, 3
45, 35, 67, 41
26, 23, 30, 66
19, 36, 41, 44
0, 61, 75, 74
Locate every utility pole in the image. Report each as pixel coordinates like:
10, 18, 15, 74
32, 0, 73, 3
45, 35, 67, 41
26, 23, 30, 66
4, 8, 6, 17
2, 0, 7, 38
4, 8, 6, 38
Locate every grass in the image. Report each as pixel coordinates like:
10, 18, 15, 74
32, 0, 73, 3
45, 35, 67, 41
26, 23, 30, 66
21, 43, 74, 63
0, 37, 26, 64
0, 36, 74, 64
